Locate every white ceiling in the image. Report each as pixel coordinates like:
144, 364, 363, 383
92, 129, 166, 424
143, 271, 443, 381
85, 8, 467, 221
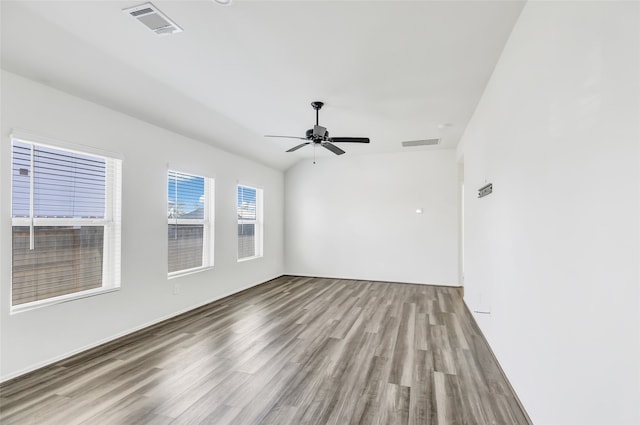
1, 0, 525, 170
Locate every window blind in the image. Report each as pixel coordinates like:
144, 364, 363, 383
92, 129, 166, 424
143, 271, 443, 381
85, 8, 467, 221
167, 170, 213, 275
11, 139, 122, 308
237, 185, 262, 260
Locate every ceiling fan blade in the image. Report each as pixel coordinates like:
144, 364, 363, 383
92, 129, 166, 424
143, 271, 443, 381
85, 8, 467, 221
286, 142, 311, 152
265, 135, 308, 140
329, 137, 370, 143
321, 142, 346, 155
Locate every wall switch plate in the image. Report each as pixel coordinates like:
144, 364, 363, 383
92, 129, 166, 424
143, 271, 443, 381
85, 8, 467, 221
173, 283, 181, 295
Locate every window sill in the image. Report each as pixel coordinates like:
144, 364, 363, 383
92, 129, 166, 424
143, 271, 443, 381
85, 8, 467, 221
237, 255, 263, 263
168, 266, 214, 280
10, 287, 120, 315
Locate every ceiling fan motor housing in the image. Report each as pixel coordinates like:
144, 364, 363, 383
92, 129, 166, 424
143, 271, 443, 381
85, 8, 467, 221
306, 127, 329, 142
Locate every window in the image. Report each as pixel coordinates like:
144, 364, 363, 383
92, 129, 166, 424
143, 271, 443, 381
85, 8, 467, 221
237, 185, 263, 260
167, 170, 214, 276
11, 137, 122, 310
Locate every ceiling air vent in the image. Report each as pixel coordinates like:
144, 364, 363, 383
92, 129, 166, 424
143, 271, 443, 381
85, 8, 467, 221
123, 3, 183, 36
401, 138, 440, 147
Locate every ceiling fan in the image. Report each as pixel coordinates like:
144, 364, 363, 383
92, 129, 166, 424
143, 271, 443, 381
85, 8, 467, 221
265, 101, 370, 156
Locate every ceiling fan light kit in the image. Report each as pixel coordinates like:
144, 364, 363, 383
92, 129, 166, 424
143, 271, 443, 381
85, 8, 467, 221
265, 101, 370, 163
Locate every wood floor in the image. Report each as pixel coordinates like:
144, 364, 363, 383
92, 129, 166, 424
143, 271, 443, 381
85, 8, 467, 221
0, 276, 530, 425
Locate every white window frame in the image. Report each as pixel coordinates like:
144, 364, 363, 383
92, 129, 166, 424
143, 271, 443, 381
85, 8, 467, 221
10, 134, 122, 313
237, 184, 263, 262
167, 170, 214, 278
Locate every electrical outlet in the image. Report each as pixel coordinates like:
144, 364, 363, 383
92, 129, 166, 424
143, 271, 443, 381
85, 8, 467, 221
173, 283, 181, 295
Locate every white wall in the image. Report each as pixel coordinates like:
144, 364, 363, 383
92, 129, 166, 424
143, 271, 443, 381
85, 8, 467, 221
459, 1, 639, 424
0, 71, 284, 381
285, 150, 459, 286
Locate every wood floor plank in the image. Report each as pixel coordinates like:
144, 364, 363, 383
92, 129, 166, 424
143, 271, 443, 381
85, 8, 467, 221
171, 371, 252, 424
0, 276, 531, 424
408, 349, 434, 425
389, 302, 416, 387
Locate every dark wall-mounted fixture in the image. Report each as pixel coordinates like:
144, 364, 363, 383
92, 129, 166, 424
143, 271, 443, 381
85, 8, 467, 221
478, 183, 493, 198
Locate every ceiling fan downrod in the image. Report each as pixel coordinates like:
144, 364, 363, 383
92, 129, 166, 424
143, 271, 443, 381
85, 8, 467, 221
311, 101, 324, 126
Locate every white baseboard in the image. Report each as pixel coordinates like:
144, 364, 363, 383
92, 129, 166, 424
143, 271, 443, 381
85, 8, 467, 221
283, 272, 462, 288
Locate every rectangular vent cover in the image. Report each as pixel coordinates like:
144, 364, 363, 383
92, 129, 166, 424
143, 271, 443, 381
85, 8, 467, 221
401, 138, 440, 147
123, 3, 182, 36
